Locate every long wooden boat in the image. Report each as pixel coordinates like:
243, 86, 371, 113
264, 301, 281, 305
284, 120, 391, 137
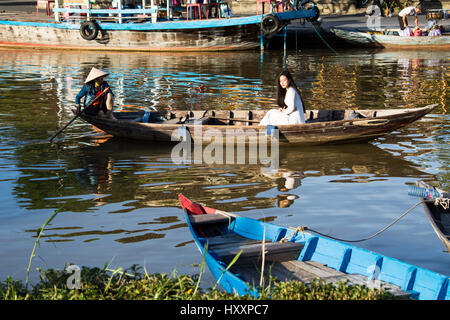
179, 193, 450, 300
416, 181, 450, 251
0, 2, 319, 51
330, 27, 450, 49
76, 104, 438, 145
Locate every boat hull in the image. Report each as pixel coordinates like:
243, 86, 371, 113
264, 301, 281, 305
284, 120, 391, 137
77, 105, 438, 146
0, 10, 317, 51
417, 181, 450, 251
330, 27, 450, 49
179, 194, 450, 300
0, 21, 260, 51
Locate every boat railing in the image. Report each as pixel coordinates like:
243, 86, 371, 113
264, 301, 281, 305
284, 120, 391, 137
53, 7, 160, 23
426, 9, 448, 21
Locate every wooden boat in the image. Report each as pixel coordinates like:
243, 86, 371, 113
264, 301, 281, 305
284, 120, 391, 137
179, 194, 450, 300
0, 1, 319, 52
330, 27, 450, 49
416, 181, 450, 251
77, 104, 438, 145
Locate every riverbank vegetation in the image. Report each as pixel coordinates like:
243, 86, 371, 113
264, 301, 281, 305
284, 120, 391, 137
1, 265, 401, 300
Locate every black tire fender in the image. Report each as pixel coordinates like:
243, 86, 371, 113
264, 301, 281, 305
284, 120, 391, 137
306, 6, 320, 22
80, 21, 99, 41
261, 14, 281, 35
261, 14, 281, 36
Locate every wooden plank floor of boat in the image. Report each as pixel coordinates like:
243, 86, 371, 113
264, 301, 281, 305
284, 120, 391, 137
232, 259, 410, 298
207, 232, 410, 298
194, 215, 410, 298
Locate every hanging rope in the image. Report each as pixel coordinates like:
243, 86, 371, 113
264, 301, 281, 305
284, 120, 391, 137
310, 21, 340, 56
285, 201, 422, 243
435, 197, 449, 210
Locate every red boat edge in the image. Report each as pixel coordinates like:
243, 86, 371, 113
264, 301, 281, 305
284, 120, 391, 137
178, 193, 216, 216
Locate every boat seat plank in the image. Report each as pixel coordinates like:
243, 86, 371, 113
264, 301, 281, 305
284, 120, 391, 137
204, 234, 262, 251
208, 236, 262, 250
189, 213, 231, 225
215, 241, 304, 264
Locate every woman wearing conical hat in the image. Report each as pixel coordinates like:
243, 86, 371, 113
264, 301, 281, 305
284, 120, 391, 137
75, 67, 116, 120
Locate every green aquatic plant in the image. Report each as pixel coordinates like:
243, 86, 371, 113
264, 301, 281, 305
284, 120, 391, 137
1, 265, 400, 300
25, 206, 64, 290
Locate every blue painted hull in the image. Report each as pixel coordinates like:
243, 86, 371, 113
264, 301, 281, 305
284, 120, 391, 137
0, 10, 315, 51
180, 194, 449, 300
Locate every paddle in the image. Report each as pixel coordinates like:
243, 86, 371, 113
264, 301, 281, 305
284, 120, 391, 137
49, 87, 110, 143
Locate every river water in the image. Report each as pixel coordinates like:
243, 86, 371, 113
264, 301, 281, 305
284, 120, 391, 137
0, 47, 448, 286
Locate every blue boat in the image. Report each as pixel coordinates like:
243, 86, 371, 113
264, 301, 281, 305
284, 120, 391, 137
0, 0, 319, 51
179, 194, 449, 300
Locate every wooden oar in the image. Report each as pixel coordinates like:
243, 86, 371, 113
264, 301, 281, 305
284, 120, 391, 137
49, 87, 110, 143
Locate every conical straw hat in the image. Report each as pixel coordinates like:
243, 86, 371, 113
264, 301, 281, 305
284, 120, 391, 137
84, 67, 109, 84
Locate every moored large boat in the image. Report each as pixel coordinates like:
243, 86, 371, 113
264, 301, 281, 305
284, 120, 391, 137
0, 0, 320, 51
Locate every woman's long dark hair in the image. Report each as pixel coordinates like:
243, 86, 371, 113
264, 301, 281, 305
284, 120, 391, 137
276, 70, 305, 113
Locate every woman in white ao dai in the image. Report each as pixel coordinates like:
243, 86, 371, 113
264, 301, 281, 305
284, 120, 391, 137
259, 70, 306, 126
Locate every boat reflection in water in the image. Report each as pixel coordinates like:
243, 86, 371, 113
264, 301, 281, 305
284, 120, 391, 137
50, 138, 429, 214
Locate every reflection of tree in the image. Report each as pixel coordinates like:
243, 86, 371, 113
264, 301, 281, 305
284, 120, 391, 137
11, 137, 431, 215
1, 49, 448, 125
290, 51, 448, 113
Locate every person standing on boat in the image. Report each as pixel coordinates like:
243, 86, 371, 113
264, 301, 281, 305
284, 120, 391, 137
259, 70, 306, 126
75, 67, 116, 120
398, 3, 421, 30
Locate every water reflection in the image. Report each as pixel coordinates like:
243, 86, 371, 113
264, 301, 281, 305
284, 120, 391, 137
0, 49, 447, 131
5, 137, 433, 268
0, 48, 448, 281
12, 139, 431, 217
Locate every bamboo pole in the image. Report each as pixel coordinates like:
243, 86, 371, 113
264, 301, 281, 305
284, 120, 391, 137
49, 87, 110, 142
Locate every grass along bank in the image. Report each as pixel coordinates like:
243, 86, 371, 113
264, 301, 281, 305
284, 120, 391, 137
1, 264, 402, 300
3, 209, 402, 300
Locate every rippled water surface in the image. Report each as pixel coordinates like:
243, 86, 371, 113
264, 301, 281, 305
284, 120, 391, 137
0, 48, 448, 285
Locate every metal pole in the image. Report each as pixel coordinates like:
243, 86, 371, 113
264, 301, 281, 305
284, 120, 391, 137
118, 0, 122, 23
260, 34, 264, 64
151, 0, 157, 22
86, 0, 91, 21
54, 0, 60, 22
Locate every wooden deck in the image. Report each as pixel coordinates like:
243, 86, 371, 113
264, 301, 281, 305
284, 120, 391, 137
0, 10, 55, 23
198, 225, 410, 298
233, 260, 410, 298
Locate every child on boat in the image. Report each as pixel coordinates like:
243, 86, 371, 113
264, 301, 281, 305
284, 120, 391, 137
398, 3, 422, 31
